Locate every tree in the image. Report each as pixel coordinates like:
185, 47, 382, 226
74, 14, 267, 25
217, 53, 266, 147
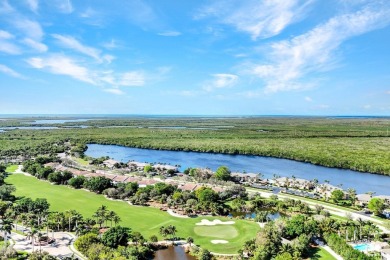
274, 252, 293, 260
74, 233, 99, 255
84, 177, 113, 193
195, 187, 218, 203
68, 176, 86, 189
214, 166, 231, 181
368, 198, 385, 215
330, 189, 344, 203
143, 165, 153, 173
198, 249, 213, 260
187, 237, 194, 246
102, 226, 132, 248
0, 185, 15, 201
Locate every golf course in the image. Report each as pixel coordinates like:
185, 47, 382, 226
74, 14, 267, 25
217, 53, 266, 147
6, 173, 259, 254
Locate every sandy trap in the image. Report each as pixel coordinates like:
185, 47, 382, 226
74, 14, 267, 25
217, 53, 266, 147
195, 219, 235, 226
211, 240, 229, 244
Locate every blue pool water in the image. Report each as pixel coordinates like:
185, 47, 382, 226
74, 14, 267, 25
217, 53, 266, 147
353, 244, 370, 251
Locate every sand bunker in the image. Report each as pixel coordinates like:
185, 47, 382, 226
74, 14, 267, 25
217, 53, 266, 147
195, 219, 235, 226
211, 240, 229, 244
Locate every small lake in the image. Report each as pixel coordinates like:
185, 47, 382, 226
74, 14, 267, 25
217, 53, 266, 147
85, 144, 390, 195
154, 246, 196, 260
230, 210, 283, 220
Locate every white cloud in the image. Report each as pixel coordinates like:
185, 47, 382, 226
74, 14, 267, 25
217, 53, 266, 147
248, 3, 390, 93
26, 54, 96, 84
195, 0, 313, 40
22, 38, 48, 52
0, 30, 13, 39
386, 90, 390, 95
119, 71, 145, 87
102, 39, 119, 50
56, 0, 73, 13
80, 7, 96, 18
0, 40, 21, 54
13, 17, 44, 40
363, 104, 371, 109
158, 31, 181, 37
26, 0, 39, 12
26, 54, 146, 91
0, 64, 24, 78
0, 30, 20, 54
305, 96, 313, 102
103, 88, 125, 95
203, 73, 238, 92
52, 34, 111, 63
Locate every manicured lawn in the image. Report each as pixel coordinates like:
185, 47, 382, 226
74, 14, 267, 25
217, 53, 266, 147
194, 225, 238, 239
72, 157, 90, 166
6, 164, 18, 173
7, 173, 259, 254
308, 246, 336, 260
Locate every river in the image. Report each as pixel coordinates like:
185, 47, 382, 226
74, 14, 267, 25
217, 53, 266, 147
85, 144, 390, 195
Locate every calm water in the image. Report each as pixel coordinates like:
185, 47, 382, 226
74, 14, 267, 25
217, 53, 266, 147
154, 246, 196, 260
85, 144, 390, 195
33, 119, 90, 124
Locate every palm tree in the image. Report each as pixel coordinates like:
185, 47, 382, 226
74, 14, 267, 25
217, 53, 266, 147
0, 218, 13, 250
187, 237, 194, 247
27, 228, 38, 252
37, 232, 43, 252
107, 211, 117, 227
113, 215, 121, 226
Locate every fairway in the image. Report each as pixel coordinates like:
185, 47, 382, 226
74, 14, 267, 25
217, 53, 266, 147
7, 173, 259, 254
194, 225, 238, 239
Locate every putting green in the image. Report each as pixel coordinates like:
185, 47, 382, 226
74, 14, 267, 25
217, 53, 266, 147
194, 225, 238, 239
6, 173, 260, 254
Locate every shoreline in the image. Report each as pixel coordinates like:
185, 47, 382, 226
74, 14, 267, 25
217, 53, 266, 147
85, 142, 390, 177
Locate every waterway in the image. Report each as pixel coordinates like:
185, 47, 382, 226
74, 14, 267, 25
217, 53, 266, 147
153, 246, 196, 260
85, 144, 390, 195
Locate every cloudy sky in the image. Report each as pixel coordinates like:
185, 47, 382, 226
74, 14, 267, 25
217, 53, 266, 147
0, 0, 389, 115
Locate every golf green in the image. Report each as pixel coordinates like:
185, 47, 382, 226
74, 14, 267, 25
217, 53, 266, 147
6, 173, 260, 254
194, 225, 238, 239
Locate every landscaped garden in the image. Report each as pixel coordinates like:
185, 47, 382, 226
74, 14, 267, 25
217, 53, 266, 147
6, 173, 259, 254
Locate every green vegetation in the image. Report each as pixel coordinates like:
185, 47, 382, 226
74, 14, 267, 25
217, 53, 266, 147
1, 117, 390, 174
5, 165, 18, 173
308, 247, 336, 260
6, 173, 259, 254
193, 225, 238, 239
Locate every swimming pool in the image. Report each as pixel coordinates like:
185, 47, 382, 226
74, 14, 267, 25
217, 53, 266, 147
353, 243, 371, 251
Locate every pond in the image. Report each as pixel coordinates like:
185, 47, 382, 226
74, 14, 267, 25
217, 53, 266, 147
229, 210, 283, 220
153, 246, 196, 260
85, 144, 390, 195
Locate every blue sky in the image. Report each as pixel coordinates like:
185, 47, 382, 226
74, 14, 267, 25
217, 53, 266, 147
0, 0, 389, 115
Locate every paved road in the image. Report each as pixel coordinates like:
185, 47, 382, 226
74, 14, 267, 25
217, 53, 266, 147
248, 188, 389, 233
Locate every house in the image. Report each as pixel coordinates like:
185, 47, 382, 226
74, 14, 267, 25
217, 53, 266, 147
152, 164, 179, 174
314, 183, 343, 199
231, 172, 260, 183
356, 194, 372, 207
178, 183, 198, 192
275, 177, 314, 190
128, 162, 150, 172
103, 159, 120, 169
112, 175, 129, 183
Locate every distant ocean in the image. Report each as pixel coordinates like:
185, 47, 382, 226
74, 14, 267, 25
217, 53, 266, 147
0, 114, 389, 119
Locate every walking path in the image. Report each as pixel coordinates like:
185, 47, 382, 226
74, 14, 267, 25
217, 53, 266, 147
9, 225, 84, 259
